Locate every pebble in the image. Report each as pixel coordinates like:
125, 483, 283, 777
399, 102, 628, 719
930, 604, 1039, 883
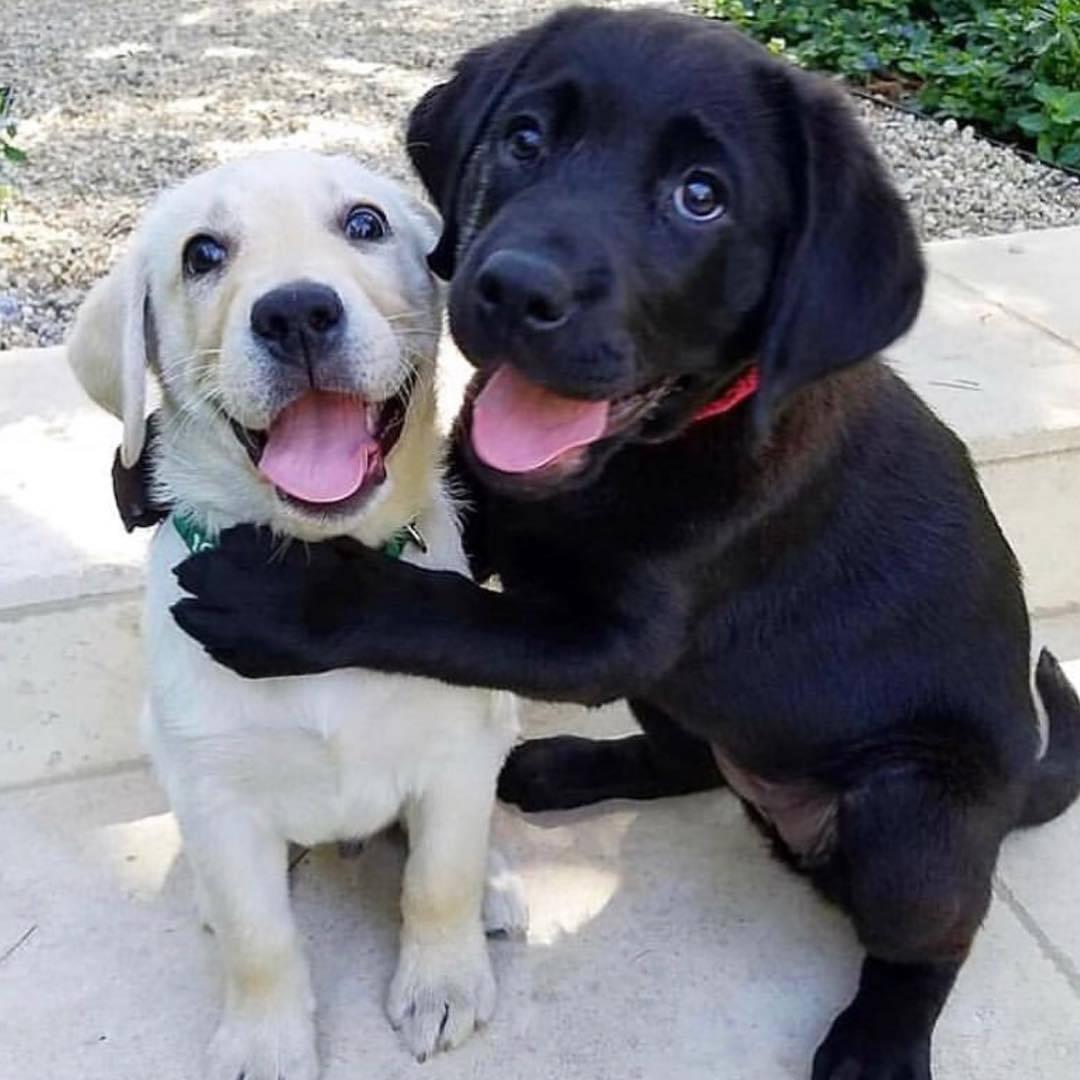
853, 98, 1080, 244
1, 0, 1078, 350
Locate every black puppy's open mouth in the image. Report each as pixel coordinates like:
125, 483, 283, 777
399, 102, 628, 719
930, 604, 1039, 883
468, 363, 675, 480
228, 372, 415, 516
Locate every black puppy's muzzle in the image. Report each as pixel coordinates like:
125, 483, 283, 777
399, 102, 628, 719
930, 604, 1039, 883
450, 217, 636, 395
250, 280, 345, 370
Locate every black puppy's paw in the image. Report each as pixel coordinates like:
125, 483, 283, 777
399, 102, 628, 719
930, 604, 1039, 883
498, 736, 610, 811
172, 525, 376, 678
812, 1005, 932, 1080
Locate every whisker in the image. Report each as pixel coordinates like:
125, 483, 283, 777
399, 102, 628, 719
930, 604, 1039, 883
269, 534, 296, 564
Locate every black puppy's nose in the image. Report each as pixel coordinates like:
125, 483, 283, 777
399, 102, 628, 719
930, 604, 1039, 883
475, 250, 574, 332
251, 281, 344, 361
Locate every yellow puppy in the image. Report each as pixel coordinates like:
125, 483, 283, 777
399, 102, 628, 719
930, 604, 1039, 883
67, 150, 524, 1079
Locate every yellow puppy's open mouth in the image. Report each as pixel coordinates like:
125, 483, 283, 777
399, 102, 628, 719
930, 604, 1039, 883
228, 371, 416, 514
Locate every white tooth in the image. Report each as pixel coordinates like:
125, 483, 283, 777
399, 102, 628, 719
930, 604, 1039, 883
366, 402, 380, 430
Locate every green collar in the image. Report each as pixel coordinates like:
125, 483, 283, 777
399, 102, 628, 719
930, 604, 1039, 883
172, 512, 426, 560
173, 512, 216, 554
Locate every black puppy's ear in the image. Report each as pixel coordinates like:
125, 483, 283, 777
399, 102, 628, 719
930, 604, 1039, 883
755, 71, 925, 426
112, 411, 171, 532
406, 17, 563, 279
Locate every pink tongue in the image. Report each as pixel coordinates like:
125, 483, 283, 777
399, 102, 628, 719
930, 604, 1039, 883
471, 364, 610, 473
259, 392, 379, 503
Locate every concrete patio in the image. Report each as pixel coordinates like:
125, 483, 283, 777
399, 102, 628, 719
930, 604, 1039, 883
2, 226, 1080, 1079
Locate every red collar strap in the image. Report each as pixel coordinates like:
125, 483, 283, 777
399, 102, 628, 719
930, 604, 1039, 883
692, 364, 760, 424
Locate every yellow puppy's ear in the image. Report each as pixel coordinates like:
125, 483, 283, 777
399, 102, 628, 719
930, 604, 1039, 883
67, 251, 153, 468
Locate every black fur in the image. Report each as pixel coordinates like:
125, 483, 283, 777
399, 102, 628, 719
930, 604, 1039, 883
113, 413, 168, 533
170, 9, 1080, 1078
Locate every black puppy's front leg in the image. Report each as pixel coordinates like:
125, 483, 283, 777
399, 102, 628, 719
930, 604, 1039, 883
814, 958, 957, 1080
499, 699, 724, 811
174, 527, 687, 705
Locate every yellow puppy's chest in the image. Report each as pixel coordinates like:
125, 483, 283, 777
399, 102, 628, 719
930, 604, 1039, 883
143, 489, 514, 845
152, 634, 504, 846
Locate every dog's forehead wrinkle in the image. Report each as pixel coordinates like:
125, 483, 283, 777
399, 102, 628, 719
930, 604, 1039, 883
661, 109, 729, 153
502, 73, 580, 115
202, 193, 234, 231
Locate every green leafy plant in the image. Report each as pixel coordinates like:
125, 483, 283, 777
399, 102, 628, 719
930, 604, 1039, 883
1, 86, 27, 217
704, 1, 1080, 169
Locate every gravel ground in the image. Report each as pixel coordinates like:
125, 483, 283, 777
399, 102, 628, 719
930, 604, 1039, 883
2, 0, 1079, 350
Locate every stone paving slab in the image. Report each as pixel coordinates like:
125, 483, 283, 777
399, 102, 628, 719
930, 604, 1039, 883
998, 808, 1080, 1015
0, 346, 149, 611
977, 451, 1080, 616
0, 594, 144, 790
889, 268, 1080, 462
1, 759, 1078, 1080
1038, 611, 1080, 663
929, 226, 1080, 351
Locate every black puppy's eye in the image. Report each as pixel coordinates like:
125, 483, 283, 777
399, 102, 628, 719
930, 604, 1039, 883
673, 171, 727, 223
182, 234, 228, 277
344, 204, 390, 243
505, 118, 544, 162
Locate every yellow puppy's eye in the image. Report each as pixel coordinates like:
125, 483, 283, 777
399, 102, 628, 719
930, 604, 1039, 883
344, 204, 391, 243
182, 234, 228, 277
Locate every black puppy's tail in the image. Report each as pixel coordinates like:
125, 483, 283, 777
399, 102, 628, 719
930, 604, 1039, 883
1019, 649, 1080, 827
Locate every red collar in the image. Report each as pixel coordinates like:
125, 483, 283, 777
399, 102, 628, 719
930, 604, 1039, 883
692, 364, 760, 424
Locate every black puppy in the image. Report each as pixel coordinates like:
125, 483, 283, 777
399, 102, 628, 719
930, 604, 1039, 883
170, 8, 1080, 1078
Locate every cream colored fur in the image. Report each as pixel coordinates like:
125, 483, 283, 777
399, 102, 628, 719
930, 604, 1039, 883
66, 150, 524, 1080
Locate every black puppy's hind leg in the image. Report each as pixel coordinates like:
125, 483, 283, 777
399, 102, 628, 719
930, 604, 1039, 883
812, 770, 1003, 1080
498, 699, 723, 812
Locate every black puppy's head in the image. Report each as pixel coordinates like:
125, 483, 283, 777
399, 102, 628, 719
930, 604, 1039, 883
408, 6, 924, 493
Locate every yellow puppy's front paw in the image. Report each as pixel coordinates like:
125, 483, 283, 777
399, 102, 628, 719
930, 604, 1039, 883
387, 935, 496, 1061
206, 1002, 318, 1080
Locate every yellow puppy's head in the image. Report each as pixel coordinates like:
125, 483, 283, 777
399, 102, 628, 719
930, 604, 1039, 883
68, 149, 443, 539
